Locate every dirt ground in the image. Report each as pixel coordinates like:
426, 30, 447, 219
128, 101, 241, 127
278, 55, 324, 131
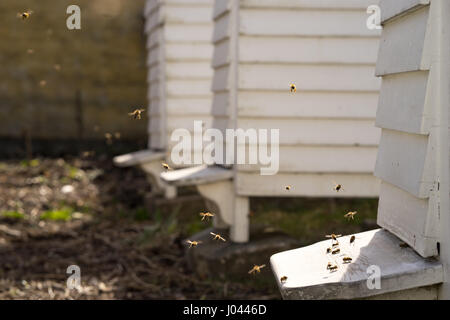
0, 154, 379, 300
0, 156, 281, 300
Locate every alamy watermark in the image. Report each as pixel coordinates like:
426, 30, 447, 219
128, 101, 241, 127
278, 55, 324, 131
170, 121, 280, 175
367, 5, 382, 30
66, 5, 81, 30
66, 265, 81, 290
367, 265, 381, 290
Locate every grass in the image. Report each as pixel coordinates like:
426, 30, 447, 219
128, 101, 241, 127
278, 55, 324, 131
20, 159, 40, 167
40, 207, 73, 221
1, 211, 25, 220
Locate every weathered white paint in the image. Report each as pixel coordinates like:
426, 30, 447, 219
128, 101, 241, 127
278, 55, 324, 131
270, 229, 443, 300
379, 0, 430, 23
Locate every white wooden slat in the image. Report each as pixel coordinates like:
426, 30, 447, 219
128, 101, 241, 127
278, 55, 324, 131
212, 39, 230, 68
166, 116, 213, 132
213, 11, 231, 43
147, 28, 163, 49
374, 129, 434, 198
213, 0, 231, 19
375, 5, 430, 76
166, 80, 212, 97
240, 36, 379, 64
212, 65, 231, 92
236, 145, 378, 173
165, 24, 214, 43
166, 97, 212, 115
212, 92, 230, 117
161, 5, 213, 24
237, 91, 379, 119
239, 8, 381, 37
377, 181, 438, 257
376, 71, 431, 134
149, 82, 162, 99
235, 172, 380, 197
166, 62, 213, 79
241, 0, 377, 10
238, 64, 381, 92
380, 0, 430, 23
166, 43, 213, 61
236, 118, 381, 146
144, 6, 165, 34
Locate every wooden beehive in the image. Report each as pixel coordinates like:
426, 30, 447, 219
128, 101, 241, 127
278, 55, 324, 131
212, 0, 382, 198
374, 0, 449, 258
144, 0, 214, 167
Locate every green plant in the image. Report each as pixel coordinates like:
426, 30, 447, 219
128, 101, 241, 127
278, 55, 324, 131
1, 211, 25, 220
40, 207, 73, 221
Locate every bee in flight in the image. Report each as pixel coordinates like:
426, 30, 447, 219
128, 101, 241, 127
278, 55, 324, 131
344, 211, 357, 220
210, 232, 226, 242
128, 109, 145, 120
186, 240, 202, 248
17, 10, 33, 20
161, 162, 171, 170
285, 185, 291, 191
280, 276, 288, 283
350, 235, 356, 245
289, 83, 297, 93
248, 264, 266, 275
200, 212, 214, 221
333, 181, 343, 192
343, 256, 352, 264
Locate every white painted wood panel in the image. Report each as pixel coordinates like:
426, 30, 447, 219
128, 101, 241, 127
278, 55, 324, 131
239, 8, 381, 37
375, 5, 430, 76
212, 12, 231, 43
377, 181, 438, 257
237, 146, 378, 173
166, 80, 212, 97
376, 71, 431, 134
238, 64, 381, 92
236, 118, 381, 146
166, 62, 213, 79
166, 98, 212, 115
237, 91, 379, 119
380, 0, 430, 23
374, 129, 434, 198
239, 36, 379, 64
235, 173, 380, 197
241, 0, 376, 9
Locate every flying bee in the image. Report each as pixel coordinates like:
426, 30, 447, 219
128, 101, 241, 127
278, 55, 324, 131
114, 132, 121, 139
331, 248, 340, 255
289, 83, 297, 93
161, 162, 171, 170
333, 181, 343, 192
248, 264, 266, 275
210, 232, 226, 242
186, 240, 202, 248
344, 211, 357, 220
39, 80, 47, 87
343, 256, 352, 264
17, 10, 33, 20
128, 109, 145, 120
285, 185, 291, 191
280, 276, 288, 283
350, 235, 356, 245
200, 212, 214, 221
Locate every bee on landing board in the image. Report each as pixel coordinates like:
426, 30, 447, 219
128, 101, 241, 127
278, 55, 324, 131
331, 248, 340, 255
289, 83, 297, 93
17, 10, 33, 20
343, 256, 352, 264
200, 212, 214, 221
344, 211, 358, 220
327, 262, 338, 272
186, 240, 202, 248
350, 235, 356, 245
248, 264, 266, 275
128, 109, 145, 120
210, 232, 226, 242
280, 276, 288, 283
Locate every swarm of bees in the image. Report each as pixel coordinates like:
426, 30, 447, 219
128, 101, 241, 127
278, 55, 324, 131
17, 10, 33, 20
128, 109, 145, 120
248, 264, 266, 275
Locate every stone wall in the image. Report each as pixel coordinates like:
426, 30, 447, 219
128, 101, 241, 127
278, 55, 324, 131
0, 0, 148, 142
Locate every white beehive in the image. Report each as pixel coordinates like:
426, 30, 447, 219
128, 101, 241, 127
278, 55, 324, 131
375, 0, 449, 259
114, 0, 214, 198
145, 0, 214, 166
212, 0, 382, 198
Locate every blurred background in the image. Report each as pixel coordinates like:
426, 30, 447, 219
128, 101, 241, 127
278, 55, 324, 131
0, 0, 378, 300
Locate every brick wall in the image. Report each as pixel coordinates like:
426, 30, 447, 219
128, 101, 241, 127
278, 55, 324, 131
0, 0, 148, 142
